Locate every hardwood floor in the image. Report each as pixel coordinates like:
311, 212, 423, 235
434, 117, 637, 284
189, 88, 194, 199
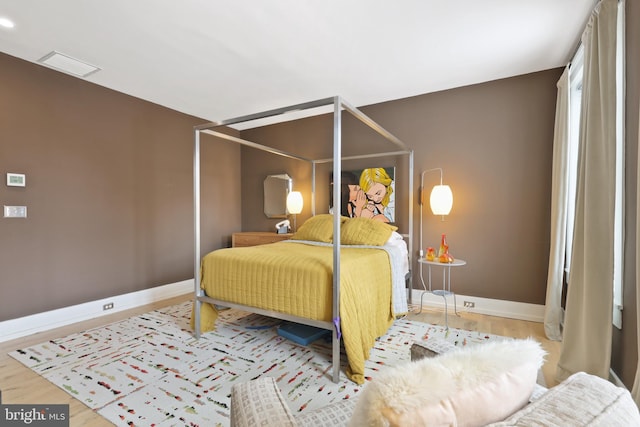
0, 295, 560, 426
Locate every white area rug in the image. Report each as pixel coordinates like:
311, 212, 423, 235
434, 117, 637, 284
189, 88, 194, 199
10, 302, 500, 426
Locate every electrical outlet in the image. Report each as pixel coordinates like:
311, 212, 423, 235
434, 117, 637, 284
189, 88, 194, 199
463, 301, 475, 308
103, 302, 114, 311
3, 205, 27, 218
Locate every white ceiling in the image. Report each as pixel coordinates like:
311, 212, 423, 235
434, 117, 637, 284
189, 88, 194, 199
0, 1, 594, 129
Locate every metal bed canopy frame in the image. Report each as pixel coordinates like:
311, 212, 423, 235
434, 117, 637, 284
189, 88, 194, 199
193, 96, 414, 383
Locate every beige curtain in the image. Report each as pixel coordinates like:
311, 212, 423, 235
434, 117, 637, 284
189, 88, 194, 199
556, 0, 618, 382
633, 106, 640, 405
544, 68, 570, 341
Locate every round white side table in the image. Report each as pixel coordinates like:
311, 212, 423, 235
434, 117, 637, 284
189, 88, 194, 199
417, 258, 467, 329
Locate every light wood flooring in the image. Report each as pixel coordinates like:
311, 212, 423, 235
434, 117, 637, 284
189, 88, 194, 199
0, 294, 560, 426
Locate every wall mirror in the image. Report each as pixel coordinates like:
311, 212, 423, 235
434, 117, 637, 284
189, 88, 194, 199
264, 173, 292, 218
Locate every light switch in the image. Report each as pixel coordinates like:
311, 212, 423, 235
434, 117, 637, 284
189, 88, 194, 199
4, 205, 27, 218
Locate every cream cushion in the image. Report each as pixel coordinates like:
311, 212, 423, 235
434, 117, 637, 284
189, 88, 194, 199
348, 339, 545, 427
230, 377, 296, 427
487, 371, 640, 426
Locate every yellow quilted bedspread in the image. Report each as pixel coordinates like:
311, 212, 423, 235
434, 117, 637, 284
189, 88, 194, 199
194, 241, 394, 384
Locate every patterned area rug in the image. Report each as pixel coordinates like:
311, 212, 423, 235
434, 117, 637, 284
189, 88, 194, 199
10, 302, 499, 426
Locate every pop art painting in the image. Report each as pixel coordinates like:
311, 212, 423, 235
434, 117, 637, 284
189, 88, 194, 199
330, 167, 395, 223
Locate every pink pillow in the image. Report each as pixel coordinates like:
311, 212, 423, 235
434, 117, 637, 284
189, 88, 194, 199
349, 339, 546, 427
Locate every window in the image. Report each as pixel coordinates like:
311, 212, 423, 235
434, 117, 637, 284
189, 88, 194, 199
612, 2, 625, 329
564, 46, 582, 284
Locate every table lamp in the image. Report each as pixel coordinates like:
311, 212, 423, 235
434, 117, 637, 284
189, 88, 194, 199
286, 191, 303, 232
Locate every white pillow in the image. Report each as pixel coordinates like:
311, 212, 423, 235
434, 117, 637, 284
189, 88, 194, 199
386, 231, 404, 242
349, 338, 546, 427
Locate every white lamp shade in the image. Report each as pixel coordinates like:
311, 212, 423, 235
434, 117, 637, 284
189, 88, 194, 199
430, 185, 453, 215
286, 191, 303, 214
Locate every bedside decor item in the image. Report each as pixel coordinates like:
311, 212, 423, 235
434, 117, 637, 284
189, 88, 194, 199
286, 190, 303, 232
276, 219, 291, 234
438, 233, 447, 256
438, 233, 454, 263
425, 247, 435, 261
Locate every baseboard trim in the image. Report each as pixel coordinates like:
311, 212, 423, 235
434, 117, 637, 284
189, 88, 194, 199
410, 289, 545, 322
610, 368, 626, 388
0, 279, 193, 343
1, 284, 543, 343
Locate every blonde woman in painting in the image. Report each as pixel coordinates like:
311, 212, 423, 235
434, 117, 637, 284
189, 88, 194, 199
350, 167, 394, 223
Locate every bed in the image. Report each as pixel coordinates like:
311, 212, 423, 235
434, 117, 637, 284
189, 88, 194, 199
196, 216, 409, 384
192, 97, 414, 384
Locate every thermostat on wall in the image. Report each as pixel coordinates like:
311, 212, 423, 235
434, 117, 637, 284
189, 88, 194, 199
6, 173, 25, 187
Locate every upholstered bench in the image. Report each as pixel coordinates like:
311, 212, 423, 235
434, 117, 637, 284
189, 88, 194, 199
488, 371, 640, 426
230, 339, 640, 427
230, 377, 355, 427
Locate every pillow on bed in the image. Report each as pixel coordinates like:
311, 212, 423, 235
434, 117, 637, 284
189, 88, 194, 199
291, 214, 346, 243
348, 339, 546, 427
340, 217, 398, 246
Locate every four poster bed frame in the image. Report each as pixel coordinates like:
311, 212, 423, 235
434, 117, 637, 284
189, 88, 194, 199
193, 96, 414, 383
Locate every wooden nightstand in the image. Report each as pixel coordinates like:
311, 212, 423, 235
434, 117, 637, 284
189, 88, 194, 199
231, 231, 293, 247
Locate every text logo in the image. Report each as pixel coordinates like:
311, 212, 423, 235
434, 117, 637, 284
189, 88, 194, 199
0, 391, 69, 426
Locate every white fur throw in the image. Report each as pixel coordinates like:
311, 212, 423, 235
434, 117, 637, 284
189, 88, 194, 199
349, 338, 546, 427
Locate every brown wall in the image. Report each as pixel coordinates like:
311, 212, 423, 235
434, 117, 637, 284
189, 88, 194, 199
241, 69, 561, 305
0, 53, 242, 321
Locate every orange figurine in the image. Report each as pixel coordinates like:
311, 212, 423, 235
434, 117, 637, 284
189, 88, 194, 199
426, 247, 435, 261
438, 234, 454, 263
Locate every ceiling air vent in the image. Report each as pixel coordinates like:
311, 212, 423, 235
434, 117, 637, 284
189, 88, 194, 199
37, 51, 100, 78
